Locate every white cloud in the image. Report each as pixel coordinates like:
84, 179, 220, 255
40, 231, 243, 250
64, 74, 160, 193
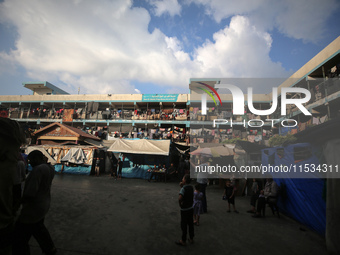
0, 52, 17, 76
0, 0, 292, 95
186, 0, 339, 42
192, 16, 288, 78
149, 0, 181, 17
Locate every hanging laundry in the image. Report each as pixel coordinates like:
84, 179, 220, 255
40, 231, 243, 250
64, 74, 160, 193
254, 135, 262, 142
313, 117, 320, 125
247, 135, 255, 143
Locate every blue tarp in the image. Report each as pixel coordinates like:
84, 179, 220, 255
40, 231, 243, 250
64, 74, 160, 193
55, 164, 92, 175
261, 143, 326, 236
119, 154, 169, 179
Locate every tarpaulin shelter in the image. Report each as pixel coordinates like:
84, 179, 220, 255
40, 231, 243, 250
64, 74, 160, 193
261, 143, 326, 236
26, 145, 99, 175
107, 139, 171, 179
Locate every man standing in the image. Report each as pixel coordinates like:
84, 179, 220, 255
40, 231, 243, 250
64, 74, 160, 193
0, 118, 25, 255
13, 150, 57, 255
263, 177, 279, 217
264, 177, 278, 201
168, 162, 178, 180
176, 174, 194, 246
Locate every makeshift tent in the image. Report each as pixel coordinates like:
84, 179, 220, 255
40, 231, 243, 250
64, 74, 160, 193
108, 139, 170, 156
27, 145, 96, 165
261, 143, 326, 236
26, 145, 99, 175
107, 139, 171, 179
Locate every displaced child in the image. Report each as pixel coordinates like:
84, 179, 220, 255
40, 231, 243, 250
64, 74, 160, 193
95, 157, 100, 177
223, 179, 239, 213
193, 184, 203, 226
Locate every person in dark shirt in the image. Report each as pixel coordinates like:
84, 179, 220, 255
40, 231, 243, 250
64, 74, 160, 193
168, 162, 178, 180
13, 150, 56, 255
223, 179, 239, 213
117, 158, 123, 180
0, 118, 25, 255
147, 164, 158, 182
176, 174, 194, 246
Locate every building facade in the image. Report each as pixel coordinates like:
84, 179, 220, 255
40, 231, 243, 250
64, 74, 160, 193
0, 37, 339, 145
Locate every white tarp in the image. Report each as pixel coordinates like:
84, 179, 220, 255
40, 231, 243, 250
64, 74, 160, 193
27, 145, 96, 165
107, 139, 170, 156
61, 147, 87, 164
26, 146, 57, 165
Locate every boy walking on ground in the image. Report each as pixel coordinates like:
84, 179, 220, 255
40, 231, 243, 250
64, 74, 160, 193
224, 179, 239, 213
176, 174, 194, 246
95, 157, 100, 177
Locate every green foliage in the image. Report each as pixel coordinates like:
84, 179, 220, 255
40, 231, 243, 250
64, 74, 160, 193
222, 137, 246, 144
268, 134, 297, 147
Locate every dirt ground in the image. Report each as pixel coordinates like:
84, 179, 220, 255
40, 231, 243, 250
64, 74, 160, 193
27, 174, 327, 255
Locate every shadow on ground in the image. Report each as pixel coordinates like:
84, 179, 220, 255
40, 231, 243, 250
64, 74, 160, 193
28, 174, 327, 255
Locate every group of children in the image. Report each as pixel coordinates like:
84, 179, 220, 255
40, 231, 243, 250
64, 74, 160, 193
186, 179, 239, 230
178, 175, 241, 246
95, 156, 123, 180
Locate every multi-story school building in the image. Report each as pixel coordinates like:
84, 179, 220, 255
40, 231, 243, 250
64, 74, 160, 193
0, 36, 339, 146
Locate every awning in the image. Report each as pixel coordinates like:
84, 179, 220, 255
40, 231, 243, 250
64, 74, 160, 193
107, 139, 170, 156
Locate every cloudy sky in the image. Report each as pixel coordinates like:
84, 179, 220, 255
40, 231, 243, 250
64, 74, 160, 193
0, 0, 339, 95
